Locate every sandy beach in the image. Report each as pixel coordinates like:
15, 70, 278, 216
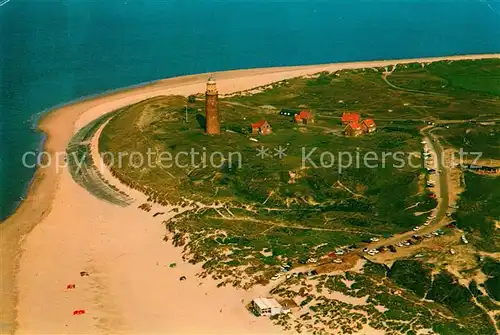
1, 53, 500, 334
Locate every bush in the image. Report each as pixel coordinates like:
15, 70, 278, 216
468, 280, 482, 297
482, 258, 500, 277
388, 260, 431, 298
427, 272, 479, 318
484, 276, 500, 301
363, 261, 388, 277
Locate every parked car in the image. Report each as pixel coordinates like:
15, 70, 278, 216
271, 274, 281, 280
388, 245, 397, 253
333, 259, 343, 264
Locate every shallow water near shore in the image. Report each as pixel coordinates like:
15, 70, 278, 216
1, 0, 500, 220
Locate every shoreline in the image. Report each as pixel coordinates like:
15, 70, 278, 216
2, 52, 500, 334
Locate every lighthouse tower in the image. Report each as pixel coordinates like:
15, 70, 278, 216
205, 76, 220, 134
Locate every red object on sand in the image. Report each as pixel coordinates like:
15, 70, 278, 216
67, 284, 76, 289
72, 309, 86, 315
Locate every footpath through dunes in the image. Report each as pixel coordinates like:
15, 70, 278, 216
2, 53, 500, 334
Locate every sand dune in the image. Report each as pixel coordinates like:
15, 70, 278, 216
1, 53, 500, 334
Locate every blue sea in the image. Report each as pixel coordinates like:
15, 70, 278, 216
1, 0, 499, 220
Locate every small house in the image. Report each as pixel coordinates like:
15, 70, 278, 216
251, 120, 272, 135
341, 112, 361, 125
344, 122, 364, 137
252, 297, 284, 317
294, 110, 314, 124
362, 119, 376, 133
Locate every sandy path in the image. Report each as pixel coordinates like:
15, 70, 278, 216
1, 53, 500, 334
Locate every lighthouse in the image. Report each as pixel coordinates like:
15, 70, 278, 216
205, 76, 220, 134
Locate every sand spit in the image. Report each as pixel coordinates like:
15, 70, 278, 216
1, 53, 500, 334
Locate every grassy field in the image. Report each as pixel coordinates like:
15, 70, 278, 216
453, 172, 500, 252
390, 59, 500, 97
436, 123, 500, 160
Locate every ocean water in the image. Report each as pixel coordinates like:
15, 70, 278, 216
1, 0, 499, 220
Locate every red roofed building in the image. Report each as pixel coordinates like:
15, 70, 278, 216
251, 120, 272, 135
294, 110, 314, 124
362, 119, 377, 133
344, 122, 364, 137
341, 112, 361, 125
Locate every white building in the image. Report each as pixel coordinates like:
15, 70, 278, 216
252, 297, 284, 316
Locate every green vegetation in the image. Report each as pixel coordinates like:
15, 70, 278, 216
391, 59, 500, 97
482, 258, 500, 301
469, 280, 483, 297
363, 260, 388, 277
427, 272, 482, 318
271, 269, 496, 335
454, 172, 500, 252
438, 123, 500, 160
388, 260, 431, 298
91, 59, 500, 334
384, 260, 496, 331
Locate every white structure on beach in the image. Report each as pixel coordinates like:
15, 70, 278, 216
252, 297, 285, 316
